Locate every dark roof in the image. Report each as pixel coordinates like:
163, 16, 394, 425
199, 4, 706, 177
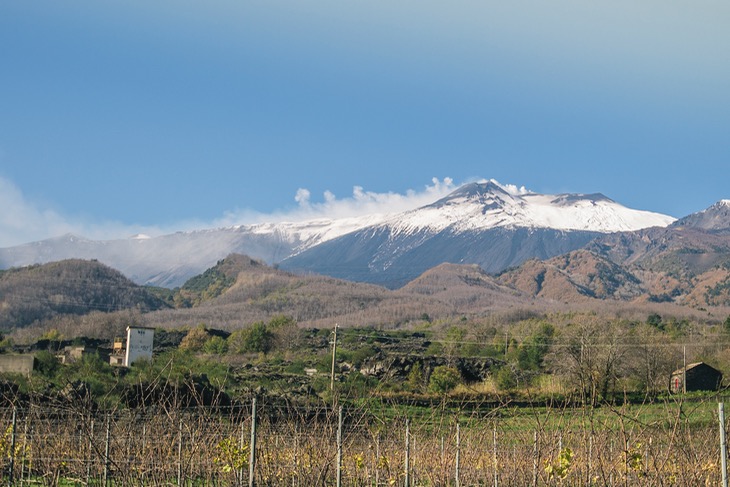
671, 362, 721, 376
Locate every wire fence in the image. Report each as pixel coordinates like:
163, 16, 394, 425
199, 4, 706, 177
0, 396, 726, 486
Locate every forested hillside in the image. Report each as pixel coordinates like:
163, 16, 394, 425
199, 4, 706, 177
0, 259, 169, 329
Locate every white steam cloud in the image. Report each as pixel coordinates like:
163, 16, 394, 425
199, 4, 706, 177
0, 176, 167, 248
484, 179, 530, 196
0, 176, 460, 247
213, 177, 458, 227
0, 177, 74, 247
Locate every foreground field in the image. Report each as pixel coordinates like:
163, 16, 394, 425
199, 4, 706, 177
1, 394, 727, 486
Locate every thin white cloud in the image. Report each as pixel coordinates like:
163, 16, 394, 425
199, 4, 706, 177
0, 176, 168, 248
0, 177, 73, 247
0, 176, 460, 247
213, 177, 458, 227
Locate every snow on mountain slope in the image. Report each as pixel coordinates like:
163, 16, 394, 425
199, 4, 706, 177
279, 181, 676, 288
385, 180, 675, 236
0, 215, 393, 287
245, 212, 389, 254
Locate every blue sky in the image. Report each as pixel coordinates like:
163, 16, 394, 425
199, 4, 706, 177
1, 1, 729, 247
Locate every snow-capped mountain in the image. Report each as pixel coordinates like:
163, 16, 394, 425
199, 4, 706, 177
278, 181, 675, 287
382, 181, 674, 235
0, 180, 676, 288
670, 199, 730, 233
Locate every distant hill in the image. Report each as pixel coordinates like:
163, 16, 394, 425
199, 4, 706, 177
3, 198, 730, 333
0, 259, 169, 329
142, 254, 552, 330
496, 203, 730, 308
498, 250, 644, 302
398, 263, 530, 309
670, 200, 730, 234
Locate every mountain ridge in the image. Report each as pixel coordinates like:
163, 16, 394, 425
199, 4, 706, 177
0, 180, 702, 289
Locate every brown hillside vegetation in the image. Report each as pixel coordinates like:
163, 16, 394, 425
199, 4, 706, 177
498, 258, 592, 302
4, 252, 730, 343
0, 259, 168, 329
496, 250, 645, 302
144, 256, 555, 331
684, 267, 730, 307
589, 227, 730, 276
586, 226, 730, 307
398, 263, 530, 308
146, 256, 401, 329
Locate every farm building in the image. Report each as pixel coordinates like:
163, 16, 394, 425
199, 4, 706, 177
109, 326, 155, 367
670, 362, 723, 393
0, 354, 35, 376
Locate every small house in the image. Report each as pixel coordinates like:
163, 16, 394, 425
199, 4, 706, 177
56, 345, 96, 364
109, 337, 126, 366
670, 362, 723, 393
108, 327, 155, 367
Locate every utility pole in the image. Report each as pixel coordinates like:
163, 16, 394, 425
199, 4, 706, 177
330, 324, 338, 391
683, 344, 687, 394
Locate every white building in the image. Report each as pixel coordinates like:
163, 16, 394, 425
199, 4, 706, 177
124, 326, 154, 366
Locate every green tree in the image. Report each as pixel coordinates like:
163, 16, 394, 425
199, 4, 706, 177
0, 333, 11, 352
229, 322, 274, 354
517, 323, 554, 371
203, 336, 229, 354
494, 365, 518, 391
33, 350, 60, 378
246, 322, 274, 354
428, 365, 461, 394
407, 362, 425, 392
179, 324, 210, 351
646, 313, 663, 330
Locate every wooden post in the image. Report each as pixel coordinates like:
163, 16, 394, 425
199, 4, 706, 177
588, 434, 593, 487
441, 435, 445, 464
177, 418, 183, 486
21, 414, 29, 487
8, 407, 17, 484
609, 440, 614, 487
104, 415, 111, 487
24, 422, 34, 486
239, 417, 246, 486
249, 397, 258, 487
141, 422, 147, 484
404, 419, 410, 487
532, 431, 538, 487
720, 403, 728, 487
330, 324, 338, 391
86, 419, 94, 486
336, 406, 343, 487
493, 423, 498, 487
683, 345, 687, 394
455, 422, 461, 487
293, 424, 299, 487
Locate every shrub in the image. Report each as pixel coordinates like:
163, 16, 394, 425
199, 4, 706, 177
203, 336, 229, 354
495, 366, 518, 391
428, 365, 461, 394
180, 324, 210, 351
229, 322, 274, 354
